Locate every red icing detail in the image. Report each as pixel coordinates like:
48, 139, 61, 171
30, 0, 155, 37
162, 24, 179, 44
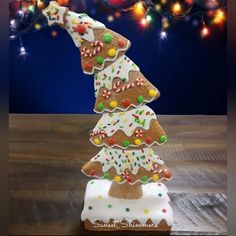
145, 137, 153, 144
164, 169, 172, 179
122, 99, 131, 108
118, 38, 126, 48
83, 62, 92, 71
162, 208, 167, 213
75, 24, 87, 35
108, 138, 116, 146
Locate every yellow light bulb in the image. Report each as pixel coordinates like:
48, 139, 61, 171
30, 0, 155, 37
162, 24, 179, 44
133, 2, 145, 18
172, 2, 182, 15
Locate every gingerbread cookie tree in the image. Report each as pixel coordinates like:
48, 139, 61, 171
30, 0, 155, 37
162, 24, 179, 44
43, 1, 173, 232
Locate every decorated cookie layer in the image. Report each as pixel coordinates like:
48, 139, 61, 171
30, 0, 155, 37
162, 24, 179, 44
94, 55, 140, 97
81, 179, 173, 226
82, 148, 172, 184
90, 105, 167, 149
94, 56, 160, 113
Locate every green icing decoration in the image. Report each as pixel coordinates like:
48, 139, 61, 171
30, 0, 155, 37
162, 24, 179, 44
140, 175, 148, 183
96, 56, 104, 65
107, 204, 112, 208
158, 193, 162, 197
103, 33, 113, 43
125, 208, 130, 212
88, 206, 93, 210
123, 140, 130, 147
137, 96, 144, 103
160, 135, 168, 143
98, 102, 105, 111
103, 172, 110, 179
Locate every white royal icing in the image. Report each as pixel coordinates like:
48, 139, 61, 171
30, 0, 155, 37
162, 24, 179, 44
64, 11, 106, 48
42, 1, 68, 26
91, 148, 164, 175
81, 179, 173, 226
92, 105, 156, 137
94, 55, 140, 97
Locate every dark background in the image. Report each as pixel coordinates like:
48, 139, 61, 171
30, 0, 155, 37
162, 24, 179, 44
9, 3, 227, 114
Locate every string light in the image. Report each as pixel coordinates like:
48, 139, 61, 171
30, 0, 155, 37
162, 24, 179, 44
146, 15, 152, 23
172, 2, 182, 15
201, 26, 210, 38
133, 2, 145, 18
19, 46, 27, 57
107, 15, 114, 22
160, 30, 167, 39
213, 9, 225, 24
140, 18, 148, 27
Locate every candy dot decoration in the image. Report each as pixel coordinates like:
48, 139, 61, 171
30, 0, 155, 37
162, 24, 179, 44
145, 137, 153, 144
123, 140, 130, 147
96, 56, 104, 65
134, 138, 142, 146
108, 138, 116, 146
110, 100, 118, 108
153, 174, 159, 181
94, 138, 101, 145
125, 208, 130, 212
88, 206, 93, 210
162, 208, 167, 213
97, 102, 105, 111
149, 89, 156, 97
137, 95, 144, 103
118, 38, 125, 48
108, 48, 116, 57
75, 24, 86, 35
113, 176, 121, 182
83, 62, 92, 71
143, 208, 150, 214
103, 172, 110, 179
122, 99, 131, 108
103, 33, 113, 43
160, 135, 168, 143
107, 204, 112, 208
140, 175, 149, 183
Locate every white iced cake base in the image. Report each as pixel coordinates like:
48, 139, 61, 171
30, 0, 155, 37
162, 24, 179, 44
81, 179, 173, 231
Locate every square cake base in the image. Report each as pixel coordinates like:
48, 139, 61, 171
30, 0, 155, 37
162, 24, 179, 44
81, 179, 173, 231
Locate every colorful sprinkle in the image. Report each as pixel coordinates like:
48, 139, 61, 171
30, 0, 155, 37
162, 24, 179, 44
153, 174, 159, 181
97, 102, 105, 111
94, 138, 101, 145
113, 176, 121, 182
96, 56, 104, 65
123, 140, 130, 147
137, 95, 144, 103
149, 89, 156, 97
160, 135, 168, 143
134, 139, 142, 146
103, 33, 113, 43
110, 101, 118, 108
108, 48, 116, 57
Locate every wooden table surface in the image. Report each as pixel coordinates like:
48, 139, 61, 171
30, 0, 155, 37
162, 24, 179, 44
9, 115, 227, 235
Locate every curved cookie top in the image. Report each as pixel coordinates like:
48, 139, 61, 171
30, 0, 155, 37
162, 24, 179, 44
92, 105, 156, 137
94, 55, 140, 97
